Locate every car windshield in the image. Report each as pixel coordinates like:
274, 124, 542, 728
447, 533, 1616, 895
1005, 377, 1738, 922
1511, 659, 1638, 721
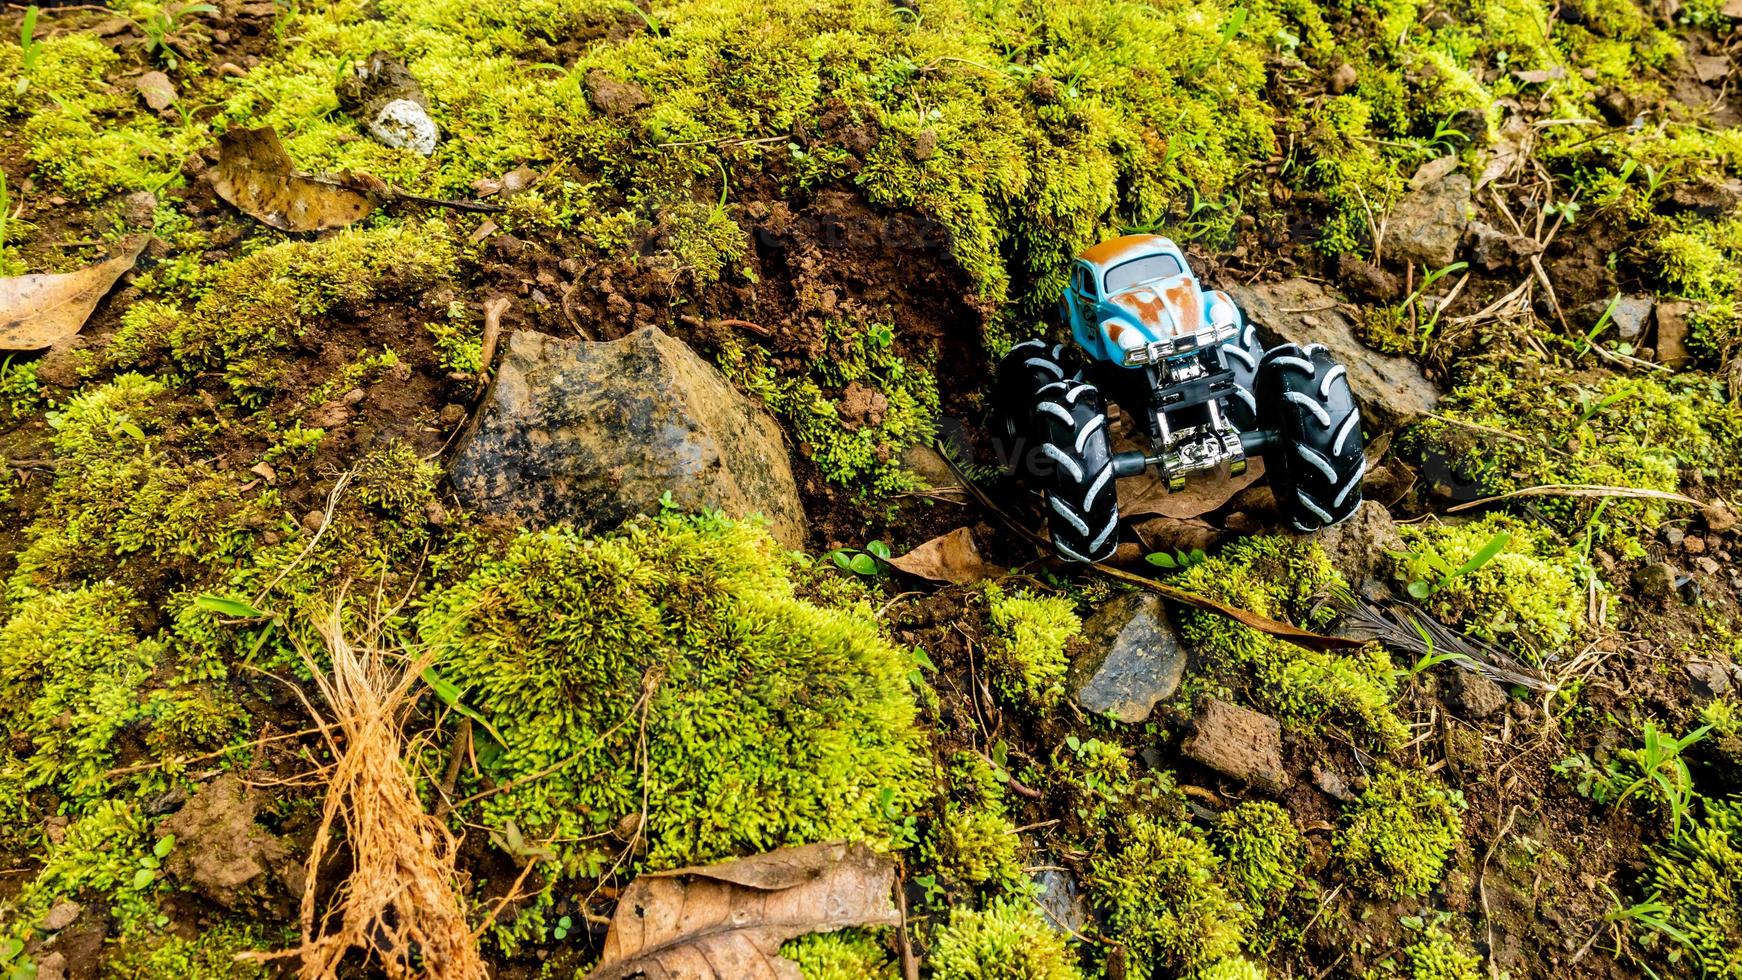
1102, 253, 1185, 294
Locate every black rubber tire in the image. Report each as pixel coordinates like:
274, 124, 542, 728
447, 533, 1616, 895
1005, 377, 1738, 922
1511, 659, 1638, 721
1256, 342, 1366, 532
1220, 312, 1264, 431
1030, 379, 1120, 562
992, 339, 1071, 476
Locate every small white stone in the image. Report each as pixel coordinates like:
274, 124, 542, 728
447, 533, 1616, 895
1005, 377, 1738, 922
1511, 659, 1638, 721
368, 98, 439, 156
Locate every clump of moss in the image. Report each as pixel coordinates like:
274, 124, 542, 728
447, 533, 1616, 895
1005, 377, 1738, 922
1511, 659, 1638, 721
721, 319, 938, 499
8, 375, 277, 593
1411, 365, 1742, 554
5, 799, 161, 934
1394, 928, 1485, 980
105, 923, 277, 980
1173, 537, 1406, 748
0, 583, 161, 802
1639, 795, 1742, 977
1391, 514, 1585, 660
1211, 801, 1306, 912
1050, 736, 1140, 829
1088, 816, 1248, 976
930, 753, 1023, 889
417, 512, 926, 937
928, 901, 1084, 980
1337, 764, 1465, 899
125, 221, 459, 406
980, 584, 1079, 709
782, 929, 899, 980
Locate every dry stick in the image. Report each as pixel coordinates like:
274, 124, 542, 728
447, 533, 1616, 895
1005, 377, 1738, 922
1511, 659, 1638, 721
476, 296, 511, 394
896, 872, 920, 980
254, 471, 352, 608
104, 722, 334, 777
1478, 804, 1523, 980
1447, 483, 1706, 514
433, 717, 473, 822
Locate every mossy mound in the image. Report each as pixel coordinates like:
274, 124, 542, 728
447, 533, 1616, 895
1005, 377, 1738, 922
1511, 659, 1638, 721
1337, 764, 1466, 899
782, 929, 901, 980
417, 511, 929, 880
928, 900, 1084, 980
1088, 815, 1249, 976
1391, 513, 1586, 660
1643, 795, 1742, 978
982, 584, 1080, 710
1211, 800, 1307, 913
1173, 537, 1406, 748
1412, 365, 1742, 555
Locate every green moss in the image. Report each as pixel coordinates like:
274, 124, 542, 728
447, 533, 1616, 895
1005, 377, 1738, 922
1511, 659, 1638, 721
1391, 514, 1585, 660
929, 900, 1083, 980
5, 799, 161, 934
161, 221, 458, 406
9, 375, 277, 594
981, 584, 1079, 709
1412, 365, 1742, 554
1199, 958, 1268, 980
1173, 538, 1406, 748
1336, 764, 1465, 899
0, 358, 43, 420
417, 512, 927, 941
930, 753, 1023, 888
0, 583, 161, 802
1089, 816, 1248, 976
1211, 801, 1306, 912
1396, 928, 1485, 980
722, 318, 938, 499
105, 924, 277, 980
782, 929, 900, 980
1642, 795, 1742, 978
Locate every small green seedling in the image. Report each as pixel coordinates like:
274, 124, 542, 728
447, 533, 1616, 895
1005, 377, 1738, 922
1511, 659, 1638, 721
1394, 529, 1510, 599
1610, 721, 1711, 836
552, 915, 574, 941
140, 2, 218, 70
1145, 547, 1207, 572
15, 7, 42, 97
134, 832, 176, 889
828, 539, 891, 577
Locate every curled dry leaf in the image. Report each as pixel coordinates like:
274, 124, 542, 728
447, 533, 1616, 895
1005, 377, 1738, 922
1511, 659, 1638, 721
0, 237, 148, 352
888, 527, 994, 585
209, 127, 377, 232
587, 841, 899, 980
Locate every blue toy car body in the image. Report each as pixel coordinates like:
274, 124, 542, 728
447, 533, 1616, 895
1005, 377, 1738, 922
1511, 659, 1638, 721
1062, 234, 1245, 369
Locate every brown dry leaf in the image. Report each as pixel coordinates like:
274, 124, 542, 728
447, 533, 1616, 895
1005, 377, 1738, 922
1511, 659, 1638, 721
587, 841, 899, 980
888, 527, 994, 585
0, 237, 148, 351
1476, 115, 1532, 190
209, 127, 378, 232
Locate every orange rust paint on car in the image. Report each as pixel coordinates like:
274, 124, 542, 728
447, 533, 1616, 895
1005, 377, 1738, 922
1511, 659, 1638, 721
1078, 233, 1167, 266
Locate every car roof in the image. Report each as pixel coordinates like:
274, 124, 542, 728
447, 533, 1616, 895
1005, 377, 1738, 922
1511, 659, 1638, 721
1076, 233, 1186, 270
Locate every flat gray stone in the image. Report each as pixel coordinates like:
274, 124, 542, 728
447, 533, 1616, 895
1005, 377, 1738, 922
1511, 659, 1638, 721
452, 328, 805, 547
1224, 279, 1440, 431
1070, 592, 1186, 723
1031, 864, 1091, 935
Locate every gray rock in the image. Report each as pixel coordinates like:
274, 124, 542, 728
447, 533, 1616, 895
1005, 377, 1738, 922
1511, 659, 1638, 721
1388, 161, 1472, 268
1224, 279, 1440, 431
1031, 864, 1092, 935
1305, 500, 1402, 587
1463, 221, 1542, 272
1444, 670, 1508, 720
1634, 561, 1680, 604
1611, 295, 1655, 342
1181, 698, 1289, 793
1070, 593, 1186, 723
451, 327, 805, 547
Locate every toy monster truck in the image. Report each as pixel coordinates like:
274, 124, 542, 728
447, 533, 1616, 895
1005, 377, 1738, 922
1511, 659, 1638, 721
994, 234, 1365, 562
